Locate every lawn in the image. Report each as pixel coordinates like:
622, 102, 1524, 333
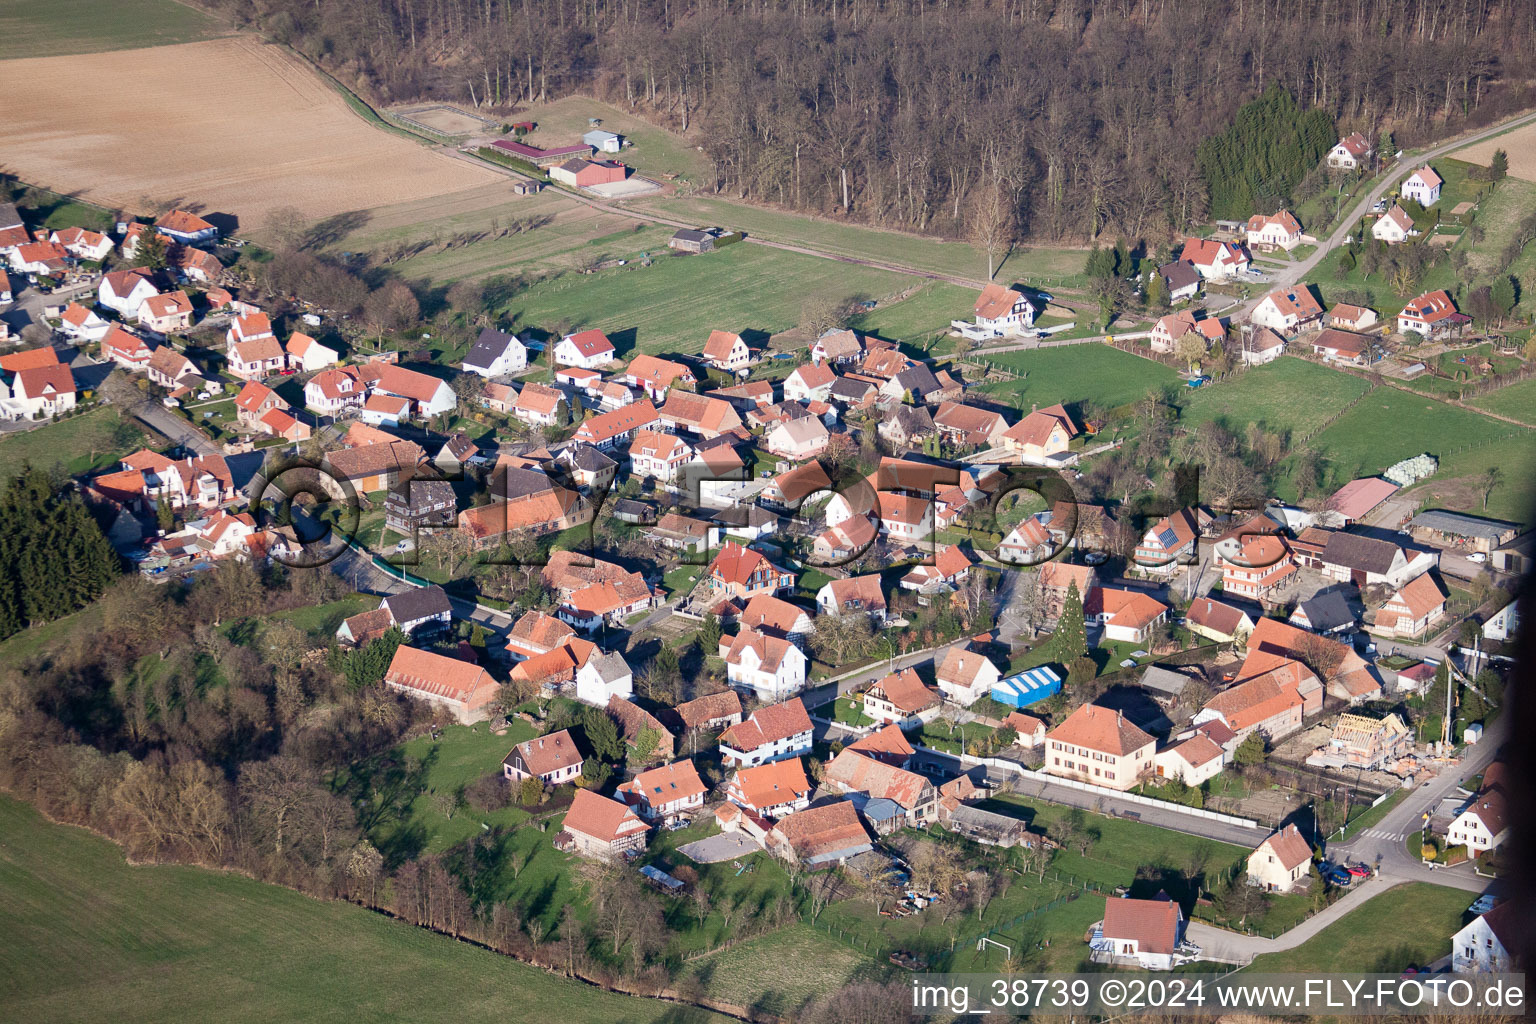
677, 923, 890, 1017
503, 242, 917, 356
266, 593, 379, 639
972, 344, 1180, 415
1397, 430, 1536, 525
0, 0, 228, 59
0, 407, 152, 483
1461, 174, 1536, 283
830, 696, 874, 727
1244, 882, 1471, 973
508, 95, 712, 183
1300, 388, 1519, 495
852, 280, 979, 354
0, 797, 730, 1024
1471, 376, 1536, 425
8, 183, 115, 232
1180, 357, 1373, 440
626, 194, 1087, 286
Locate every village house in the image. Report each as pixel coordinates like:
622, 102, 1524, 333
558, 575, 659, 632
669, 227, 714, 253
1316, 530, 1436, 589
1401, 165, 1443, 206
737, 594, 815, 646
303, 366, 365, 415
505, 610, 576, 661
1372, 203, 1416, 244
629, 428, 694, 484
381, 585, 453, 638
323, 439, 426, 494
619, 354, 696, 403
1289, 589, 1357, 636
1397, 289, 1468, 339
607, 695, 674, 761
1044, 704, 1156, 791
50, 226, 113, 261
862, 668, 942, 727
88, 449, 235, 513
659, 390, 743, 439
100, 324, 154, 372
383, 477, 457, 535
1452, 904, 1519, 973
1216, 525, 1296, 600
727, 758, 812, 820
461, 326, 527, 377
559, 789, 650, 860
549, 158, 628, 188
1184, 597, 1255, 644
383, 646, 498, 723
1154, 732, 1226, 786
59, 303, 110, 342
1089, 897, 1197, 970
1375, 571, 1447, 638
1002, 403, 1078, 463
1246, 210, 1304, 251
1134, 506, 1207, 575
553, 328, 616, 369
10, 240, 74, 277
3, 362, 76, 421
811, 327, 866, 365
1194, 659, 1321, 743
972, 282, 1038, 336
228, 336, 286, 381
1311, 328, 1374, 366
765, 800, 874, 868
503, 728, 584, 785
783, 362, 836, 403
1447, 787, 1508, 858
232, 380, 287, 431
1327, 132, 1373, 171
721, 628, 808, 702
155, 209, 217, 245
672, 691, 744, 735
1148, 310, 1224, 356
899, 542, 974, 593
147, 345, 199, 393
1157, 260, 1203, 303
815, 574, 888, 625
1180, 238, 1251, 280
1240, 325, 1287, 365
1039, 562, 1097, 623
1085, 588, 1170, 644
1329, 303, 1378, 332
763, 416, 830, 460
285, 332, 339, 372
617, 759, 707, 825
718, 698, 814, 768
823, 749, 939, 832
1250, 285, 1324, 334
707, 541, 795, 601
932, 401, 1010, 449
1246, 824, 1313, 892
997, 517, 1051, 564
877, 404, 936, 449
98, 268, 159, 317
510, 382, 566, 427
372, 364, 457, 420
702, 329, 751, 373
935, 645, 1002, 705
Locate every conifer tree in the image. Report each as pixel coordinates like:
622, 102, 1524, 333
1057, 580, 1088, 662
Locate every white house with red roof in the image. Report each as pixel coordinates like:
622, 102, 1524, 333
1401, 165, 1443, 206
721, 628, 808, 702
1327, 132, 1373, 171
509, 382, 565, 427
900, 542, 974, 593
727, 758, 812, 820
621, 353, 696, 401
1090, 896, 1197, 970
225, 311, 274, 347
1245, 823, 1313, 891
718, 698, 814, 768
1397, 289, 1468, 339
285, 332, 338, 372
1045, 703, 1156, 791
560, 789, 650, 859
617, 759, 707, 825
1084, 588, 1170, 644
783, 362, 836, 402
553, 328, 616, 369
228, 337, 286, 381
154, 209, 218, 245
503, 727, 584, 784
59, 303, 109, 342
862, 668, 942, 726
935, 645, 1001, 705
374, 364, 456, 419
972, 282, 1038, 335
304, 366, 366, 415
9, 241, 70, 276
1246, 210, 1303, 251
702, 329, 751, 372
1372, 203, 1416, 244
1249, 285, 1324, 334
100, 325, 155, 371
815, 574, 887, 626
1179, 238, 1251, 280
137, 290, 193, 334
98, 268, 159, 316
50, 227, 113, 261
629, 428, 694, 483
2, 363, 76, 420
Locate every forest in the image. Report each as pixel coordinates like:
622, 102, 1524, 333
194, 0, 1536, 240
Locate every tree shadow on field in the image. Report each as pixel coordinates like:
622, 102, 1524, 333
304, 209, 372, 250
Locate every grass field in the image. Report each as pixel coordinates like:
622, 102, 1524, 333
626, 195, 1086, 286
973, 344, 1180, 414
853, 281, 978, 354
678, 923, 889, 1016
0, 0, 226, 59
1303, 388, 1521, 492
502, 242, 915, 356
0, 797, 729, 1024
0, 407, 151, 482
509, 95, 712, 183
1181, 357, 1373, 440
0, 36, 498, 226
1472, 376, 1536, 425
1400, 431, 1536, 524
1244, 883, 1471, 973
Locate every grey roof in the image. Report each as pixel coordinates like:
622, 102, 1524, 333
884, 403, 935, 431
1321, 531, 1402, 575
1159, 259, 1201, 293
890, 364, 940, 395
587, 651, 631, 684
672, 228, 710, 243
583, 129, 621, 143
1408, 510, 1521, 541
465, 327, 520, 370
950, 804, 1026, 835
493, 465, 555, 501
1295, 590, 1356, 632
711, 505, 778, 528
1139, 666, 1193, 698
383, 585, 453, 625
854, 795, 906, 822
563, 442, 616, 471
0, 202, 20, 230
828, 377, 874, 401
391, 477, 456, 511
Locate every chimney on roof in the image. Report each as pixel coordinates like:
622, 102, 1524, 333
1117, 710, 1123, 723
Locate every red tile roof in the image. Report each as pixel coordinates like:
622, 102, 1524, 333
1047, 703, 1154, 756
720, 698, 811, 751
1101, 897, 1180, 954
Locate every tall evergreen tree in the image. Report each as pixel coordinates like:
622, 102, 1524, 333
1196, 86, 1336, 220
0, 465, 120, 640
1057, 579, 1088, 662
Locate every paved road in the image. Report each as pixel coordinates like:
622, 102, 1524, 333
1188, 876, 1402, 963
132, 400, 221, 456
1232, 107, 1536, 320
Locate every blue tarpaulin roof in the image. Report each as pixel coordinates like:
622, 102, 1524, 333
992, 666, 1063, 708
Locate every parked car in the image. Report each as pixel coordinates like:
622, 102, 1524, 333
1347, 863, 1372, 878
1324, 866, 1353, 886
1467, 552, 1488, 564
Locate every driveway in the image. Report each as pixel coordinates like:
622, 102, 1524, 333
678, 831, 763, 864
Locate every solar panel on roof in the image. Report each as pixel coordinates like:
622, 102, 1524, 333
1157, 526, 1179, 548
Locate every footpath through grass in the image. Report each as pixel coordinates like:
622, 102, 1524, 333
1244, 882, 1471, 972
0, 797, 730, 1024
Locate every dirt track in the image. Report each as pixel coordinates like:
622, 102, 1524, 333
0, 36, 498, 230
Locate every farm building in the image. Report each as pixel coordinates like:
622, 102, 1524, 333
670, 228, 716, 253
583, 128, 624, 152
